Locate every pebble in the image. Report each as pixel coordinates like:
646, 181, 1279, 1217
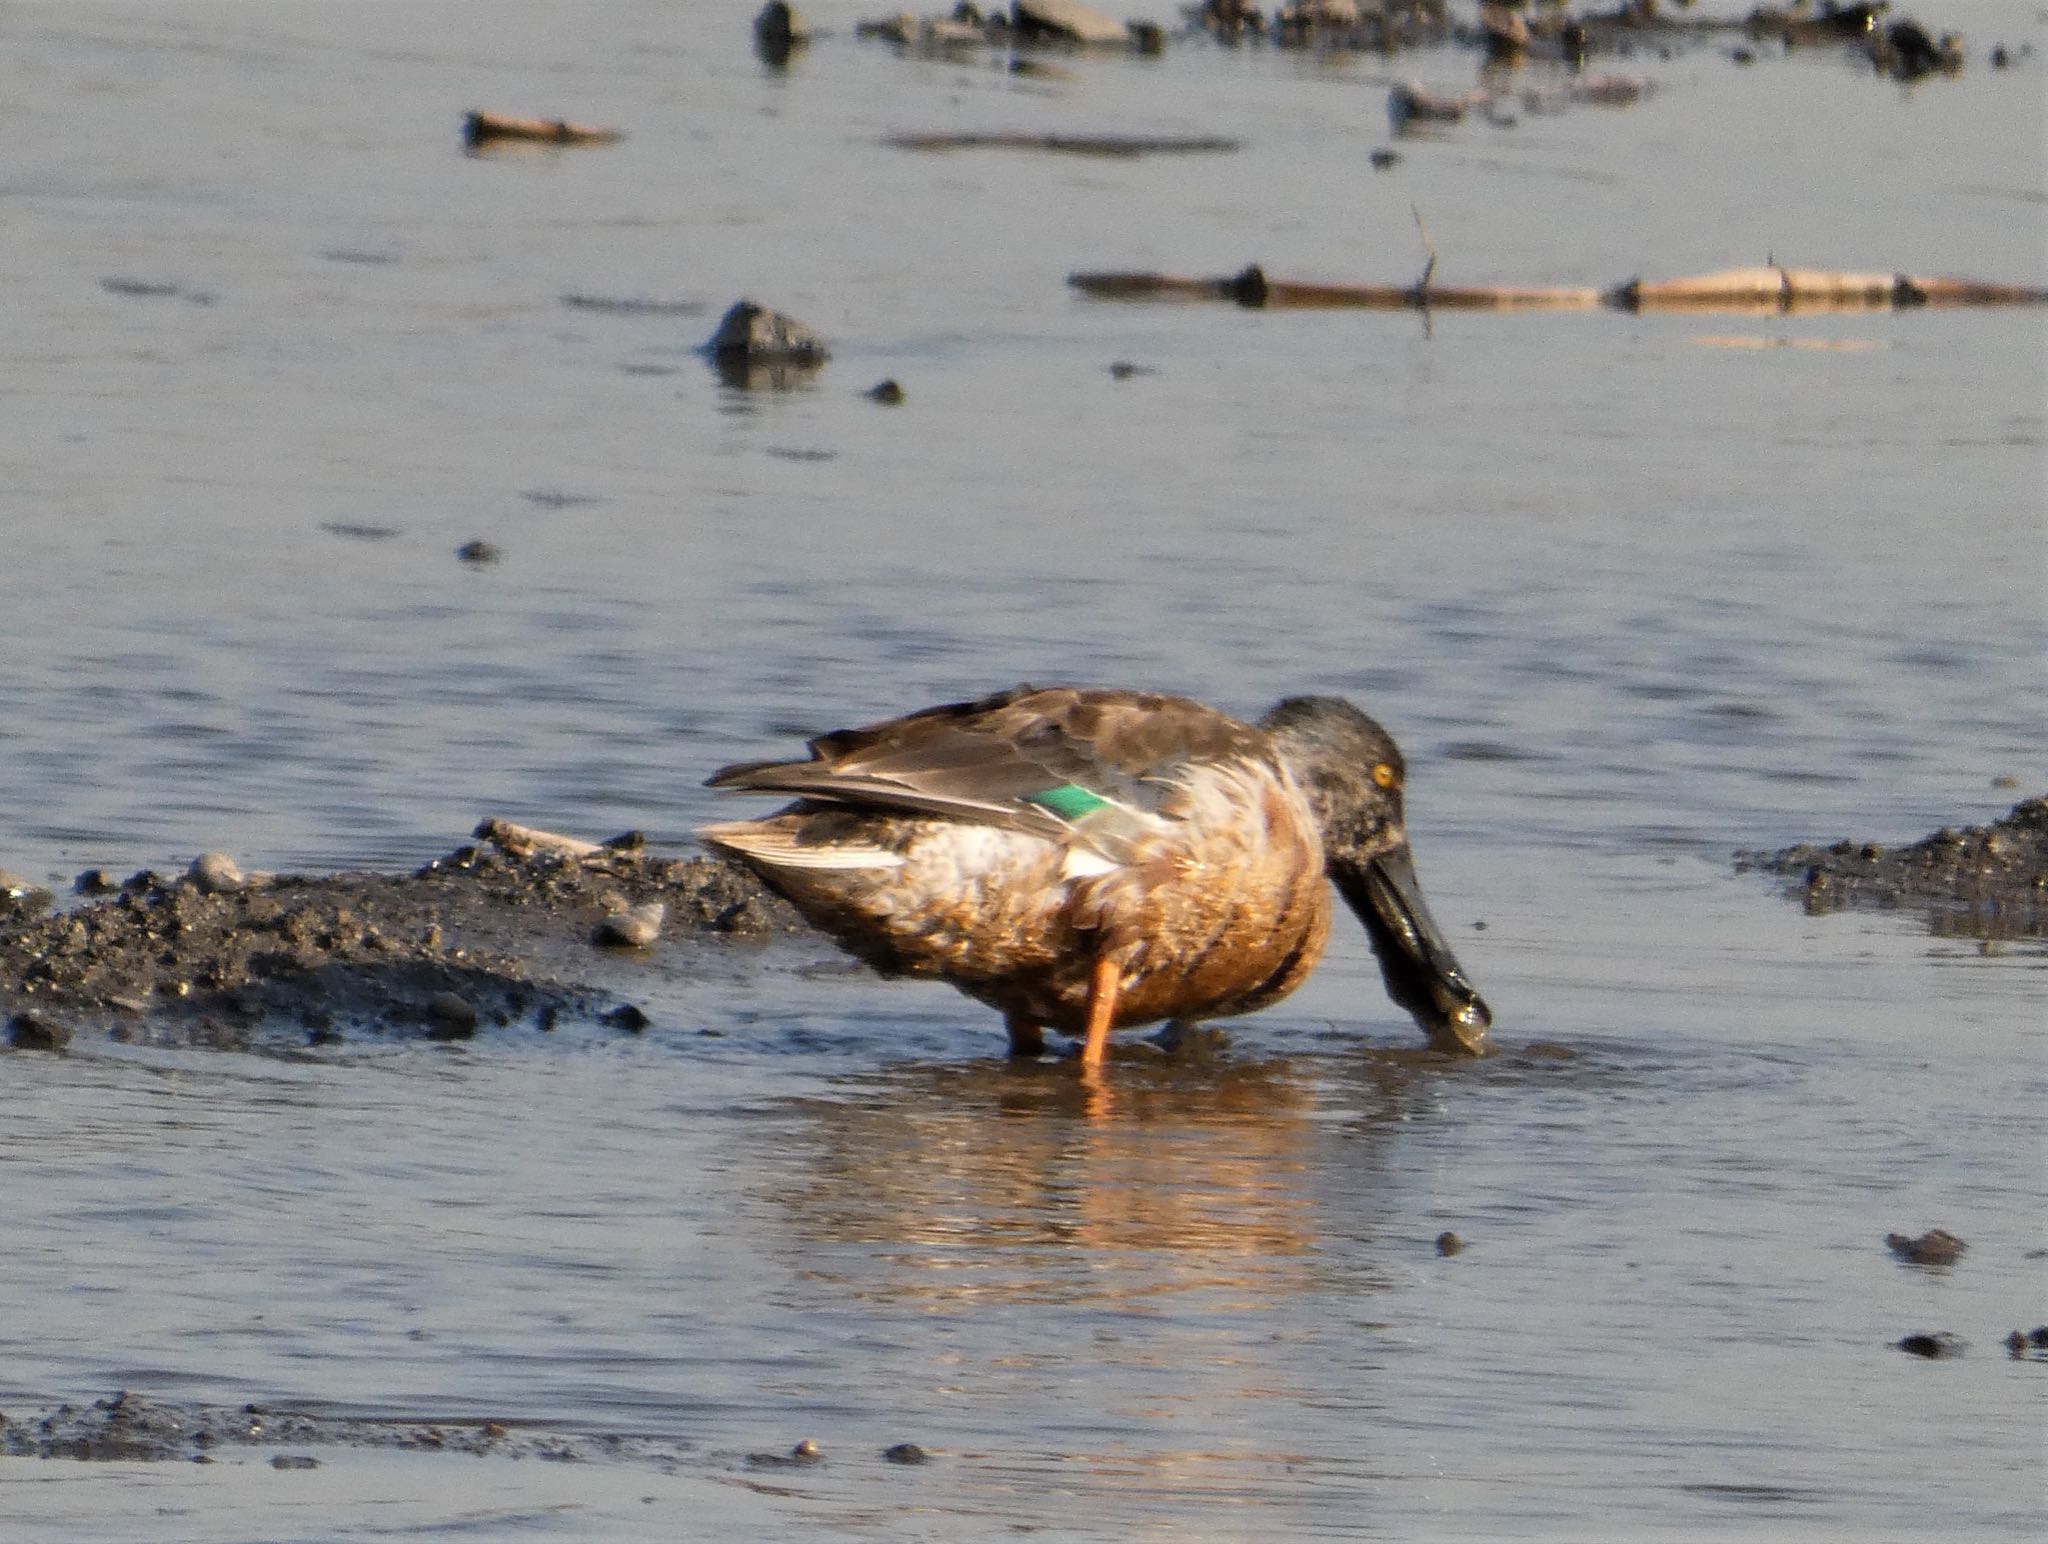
866, 379, 905, 405
748, 1438, 823, 1467
1435, 1230, 1464, 1257
6, 1011, 72, 1052
270, 1454, 319, 1470
74, 868, 118, 895
0, 870, 54, 915
188, 852, 248, 894
594, 901, 665, 949
426, 992, 479, 1035
456, 540, 502, 564
706, 300, 829, 364
882, 1442, 930, 1464
603, 1003, 651, 1033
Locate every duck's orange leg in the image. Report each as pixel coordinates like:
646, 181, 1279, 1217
1005, 1014, 1047, 1058
1078, 956, 1121, 1071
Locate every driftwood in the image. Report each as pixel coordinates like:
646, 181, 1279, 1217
462, 111, 623, 149
1069, 263, 2048, 314
475, 818, 606, 861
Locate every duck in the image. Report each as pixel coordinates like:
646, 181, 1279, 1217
697, 685, 1491, 1068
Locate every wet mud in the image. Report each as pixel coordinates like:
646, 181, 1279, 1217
1737, 796, 2048, 940
0, 1389, 693, 1467
0, 822, 796, 1051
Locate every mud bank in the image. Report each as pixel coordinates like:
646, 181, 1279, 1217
0, 822, 796, 1051
1738, 796, 2048, 940
0, 1388, 693, 1466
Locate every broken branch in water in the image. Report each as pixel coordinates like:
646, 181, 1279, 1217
1067, 263, 2048, 314
462, 110, 623, 150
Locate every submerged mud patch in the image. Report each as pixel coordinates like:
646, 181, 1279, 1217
0, 822, 798, 1050
0, 1389, 694, 1466
1737, 796, 2048, 940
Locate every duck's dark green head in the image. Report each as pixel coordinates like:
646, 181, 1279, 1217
1261, 696, 1493, 1055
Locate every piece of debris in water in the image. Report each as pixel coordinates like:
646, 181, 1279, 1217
1885, 1228, 1966, 1266
462, 110, 623, 150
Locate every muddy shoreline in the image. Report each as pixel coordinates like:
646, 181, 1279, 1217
0, 821, 798, 1051
1738, 795, 2048, 941
4, 798, 2041, 1055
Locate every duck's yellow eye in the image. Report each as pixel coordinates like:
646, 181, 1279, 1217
1371, 762, 1399, 791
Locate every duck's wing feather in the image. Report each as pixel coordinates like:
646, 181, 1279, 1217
705, 685, 1265, 836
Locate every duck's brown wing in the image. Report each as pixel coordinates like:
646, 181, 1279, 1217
704, 684, 1265, 835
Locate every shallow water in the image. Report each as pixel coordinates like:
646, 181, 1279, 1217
1, 1, 2044, 1538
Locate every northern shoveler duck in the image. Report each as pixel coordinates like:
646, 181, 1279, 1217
698, 685, 1491, 1068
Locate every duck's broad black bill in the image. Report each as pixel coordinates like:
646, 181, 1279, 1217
1333, 847, 1492, 1055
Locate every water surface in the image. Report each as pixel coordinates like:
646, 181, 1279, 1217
0, 2, 2042, 1538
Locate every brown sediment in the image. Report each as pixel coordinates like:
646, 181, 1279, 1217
0, 821, 797, 1051
1736, 797, 2048, 941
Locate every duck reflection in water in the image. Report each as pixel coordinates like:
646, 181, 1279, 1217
700, 686, 1492, 1077
763, 1052, 1427, 1310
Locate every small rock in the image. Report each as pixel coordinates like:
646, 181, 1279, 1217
1895, 1332, 1965, 1359
2006, 1330, 2030, 1358
866, 379, 905, 405
748, 1438, 823, 1467
1369, 147, 1401, 170
0, 869, 54, 915
270, 1454, 319, 1470
594, 901, 665, 949
1107, 360, 1155, 380
188, 852, 248, 894
1885, 1229, 1966, 1266
883, 1442, 930, 1464
427, 992, 479, 1035
1435, 1230, 1463, 1257
1013, 0, 1127, 46
456, 540, 502, 564
706, 301, 829, 364
74, 868, 118, 895
7, 1012, 72, 1052
604, 1003, 651, 1033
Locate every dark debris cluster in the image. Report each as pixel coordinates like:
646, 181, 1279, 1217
1737, 796, 2048, 941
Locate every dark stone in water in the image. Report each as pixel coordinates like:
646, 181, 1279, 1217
1885, 1228, 1966, 1266
706, 301, 829, 364
427, 992, 479, 1036
604, 1003, 651, 1033
1435, 1230, 1464, 1256
456, 540, 502, 564
270, 1453, 320, 1470
1895, 1332, 1965, 1359
883, 1441, 931, 1464
867, 379, 906, 405
7, 1011, 72, 1052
